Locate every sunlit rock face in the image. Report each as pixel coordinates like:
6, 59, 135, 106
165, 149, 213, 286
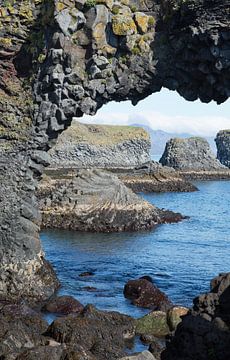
215, 130, 230, 168
159, 137, 225, 171
0, 0, 230, 302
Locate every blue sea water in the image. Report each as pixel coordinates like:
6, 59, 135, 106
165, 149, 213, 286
41, 181, 230, 319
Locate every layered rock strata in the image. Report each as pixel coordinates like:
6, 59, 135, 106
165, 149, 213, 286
49, 121, 151, 168
38, 169, 184, 232
159, 137, 226, 171
215, 130, 230, 168
120, 161, 197, 193
1, 0, 230, 301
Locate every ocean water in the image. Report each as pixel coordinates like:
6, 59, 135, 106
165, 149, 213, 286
41, 180, 230, 319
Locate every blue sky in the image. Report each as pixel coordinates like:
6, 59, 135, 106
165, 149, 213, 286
82, 88, 230, 136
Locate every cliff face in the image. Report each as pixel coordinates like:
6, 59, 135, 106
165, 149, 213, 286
49, 122, 151, 168
159, 137, 225, 171
1, 0, 230, 301
215, 130, 230, 168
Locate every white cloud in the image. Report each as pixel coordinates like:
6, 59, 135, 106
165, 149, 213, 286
80, 110, 230, 137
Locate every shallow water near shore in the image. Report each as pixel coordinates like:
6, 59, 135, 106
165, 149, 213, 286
41, 180, 230, 320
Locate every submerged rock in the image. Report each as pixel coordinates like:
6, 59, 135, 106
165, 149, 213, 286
124, 278, 172, 310
159, 137, 225, 171
215, 130, 230, 168
38, 169, 185, 232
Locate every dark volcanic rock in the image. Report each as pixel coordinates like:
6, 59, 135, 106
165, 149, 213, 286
0, 303, 48, 359
162, 273, 230, 360
43, 295, 84, 315
124, 278, 172, 310
45, 304, 136, 360
159, 137, 225, 171
215, 130, 230, 168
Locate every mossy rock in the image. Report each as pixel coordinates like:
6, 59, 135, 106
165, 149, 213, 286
134, 12, 149, 33
136, 311, 169, 337
112, 14, 137, 35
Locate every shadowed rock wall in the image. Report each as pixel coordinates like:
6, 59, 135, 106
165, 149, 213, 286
215, 130, 230, 168
0, 0, 230, 302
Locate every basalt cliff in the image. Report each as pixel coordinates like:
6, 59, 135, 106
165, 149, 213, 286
1, 0, 230, 304
49, 121, 151, 168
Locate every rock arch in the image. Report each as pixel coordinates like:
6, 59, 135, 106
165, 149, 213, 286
0, 0, 230, 302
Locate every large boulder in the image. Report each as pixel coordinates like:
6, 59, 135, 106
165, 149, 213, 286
215, 130, 230, 168
45, 304, 136, 360
159, 137, 225, 171
162, 273, 230, 360
124, 278, 172, 310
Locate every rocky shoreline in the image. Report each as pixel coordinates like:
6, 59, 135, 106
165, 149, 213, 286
0, 272, 229, 360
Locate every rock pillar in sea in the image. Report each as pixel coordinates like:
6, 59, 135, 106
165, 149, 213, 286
215, 130, 230, 168
0, 0, 230, 302
159, 137, 225, 171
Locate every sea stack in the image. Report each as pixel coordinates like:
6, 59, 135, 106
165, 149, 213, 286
48, 122, 151, 169
215, 130, 230, 168
159, 137, 225, 171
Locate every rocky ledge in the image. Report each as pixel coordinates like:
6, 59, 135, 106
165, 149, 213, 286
215, 130, 230, 168
119, 161, 197, 193
38, 169, 185, 232
49, 121, 151, 168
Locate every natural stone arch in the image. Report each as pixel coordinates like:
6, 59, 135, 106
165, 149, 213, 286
0, 0, 230, 302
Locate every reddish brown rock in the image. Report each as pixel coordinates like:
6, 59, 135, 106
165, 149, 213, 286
124, 279, 172, 310
43, 296, 84, 315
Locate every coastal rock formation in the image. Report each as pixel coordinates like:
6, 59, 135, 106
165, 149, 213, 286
159, 137, 225, 171
49, 121, 151, 168
1, 0, 230, 301
38, 169, 184, 232
215, 130, 230, 168
162, 272, 230, 360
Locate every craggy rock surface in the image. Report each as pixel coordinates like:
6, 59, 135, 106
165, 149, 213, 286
159, 137, 226, 171
38, 169, 185, 232
124, 278, 172, 310
0, 302, 136, 360
49, 121, 151, 168
162, 273, 230, 360
215, 129, 230, 168
1, 0, 230, 301
45, 304, 136, 360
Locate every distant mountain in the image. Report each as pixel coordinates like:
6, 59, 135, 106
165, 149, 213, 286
130, 124, 216, 159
